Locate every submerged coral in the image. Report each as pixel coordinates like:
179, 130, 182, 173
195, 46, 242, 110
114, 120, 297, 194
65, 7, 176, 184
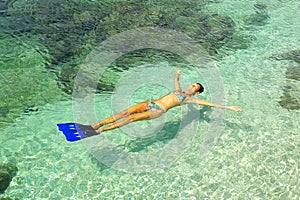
272, 50, 300, 110
0, 34, 63, 127
244, 3, 269, 26
1, 0, 237, 94
0, 162, 17, 194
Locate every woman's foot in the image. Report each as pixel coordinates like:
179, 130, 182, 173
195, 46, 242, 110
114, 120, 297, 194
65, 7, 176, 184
78, 124, 99, 137
91, 123, 101, 129
95, 128, 103, 134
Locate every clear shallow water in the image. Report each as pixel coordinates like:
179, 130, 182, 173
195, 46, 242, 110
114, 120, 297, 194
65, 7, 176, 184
1, 0, 299, 199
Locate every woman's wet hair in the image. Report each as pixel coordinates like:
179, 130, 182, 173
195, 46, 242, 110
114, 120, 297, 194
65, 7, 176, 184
196, 83, 204, 93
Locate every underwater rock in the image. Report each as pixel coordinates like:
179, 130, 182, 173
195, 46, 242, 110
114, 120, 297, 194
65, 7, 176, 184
273, 50, 300, 110
0, 162, 18, 193
220, 33, 256, 53
0, 106, 9, 118
279, 86, 300, 110
286, 65, 300, 81
2, 1, 237, 94
0, 0, 16, 16
0, 1, 8, 15
198, 14, 235, 54
0, 197, 14, 200
279, 66, 300, 110
272, 50, 300, 64
244, 3, 269, 26
24, 105, 39, 114
0, 34, 62, 128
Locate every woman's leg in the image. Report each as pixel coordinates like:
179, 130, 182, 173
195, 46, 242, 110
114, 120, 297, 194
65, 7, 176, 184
92, 101, 150, 129
97, 109, 164, 133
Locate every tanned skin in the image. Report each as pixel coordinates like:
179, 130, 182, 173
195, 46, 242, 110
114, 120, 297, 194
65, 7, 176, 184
91, 68, 242, 133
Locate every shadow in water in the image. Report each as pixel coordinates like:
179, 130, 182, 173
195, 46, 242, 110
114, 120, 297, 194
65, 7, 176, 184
121, 106, 212, 152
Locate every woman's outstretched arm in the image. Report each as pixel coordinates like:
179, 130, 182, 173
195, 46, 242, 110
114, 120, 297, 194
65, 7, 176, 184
174, 68, 182, 92
189, 98, 243, 112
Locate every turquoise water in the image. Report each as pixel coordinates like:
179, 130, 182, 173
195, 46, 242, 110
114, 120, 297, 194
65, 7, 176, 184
1, 0, 299, 199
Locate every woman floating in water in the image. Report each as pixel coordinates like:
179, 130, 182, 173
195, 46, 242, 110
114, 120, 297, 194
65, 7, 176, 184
57, 68, 242, 142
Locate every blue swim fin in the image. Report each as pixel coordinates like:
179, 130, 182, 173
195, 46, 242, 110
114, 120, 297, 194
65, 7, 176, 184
57, 123, 98, 142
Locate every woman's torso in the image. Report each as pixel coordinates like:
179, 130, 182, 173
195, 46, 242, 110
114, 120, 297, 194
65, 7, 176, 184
153, 92, 191, 112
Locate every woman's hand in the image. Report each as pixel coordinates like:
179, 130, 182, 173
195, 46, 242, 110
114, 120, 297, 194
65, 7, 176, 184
174, 68, 182, 92
228, 106, 243, 112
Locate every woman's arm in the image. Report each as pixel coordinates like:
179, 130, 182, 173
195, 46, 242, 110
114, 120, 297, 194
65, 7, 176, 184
174, 68, 182, 92
189, 98, 243, 112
